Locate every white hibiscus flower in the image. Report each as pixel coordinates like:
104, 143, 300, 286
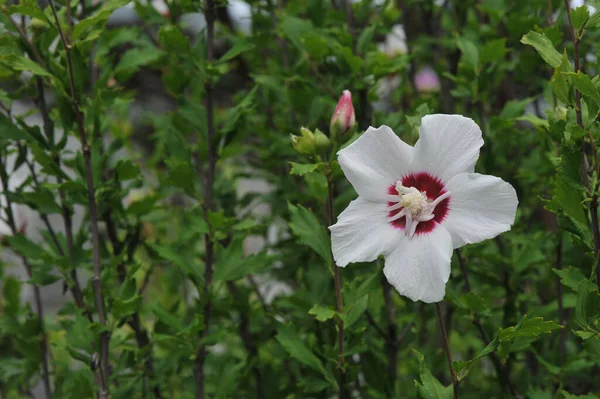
329, 114, 518, 303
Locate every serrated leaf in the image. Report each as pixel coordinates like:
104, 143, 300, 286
7, 0, 48, 22
217, 38, 255, 64
454, 338, 499, 381
213, 238, 271, 282
521, 31, 563, 68
115, 159, 141, 181
308, 305, 336, 322
0, 54, 52, 77
289, 162, 323, 176
414, 350, 453, 399
571, 6, 590, 31
72, 0, 130, 41
480, 38, 506, 63
357, 25, 376, 54
456, 37, 479, 72
276, 325, 327, 376
498, 315, 563, 342
158, 25, 189, 53
5, 235, 46, 259
553, 266, 595, 291
288, 203, 331, 264
567, 71, 600, 106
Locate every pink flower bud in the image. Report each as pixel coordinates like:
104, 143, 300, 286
330, 90, 356, 137
414, 67, 440, 93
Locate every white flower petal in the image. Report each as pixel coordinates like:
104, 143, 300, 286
412, 114, 483, 182
442, 172, 518, 248
330, 197, 404, 267
383, 226, 452, 303
338, 126, 413, 202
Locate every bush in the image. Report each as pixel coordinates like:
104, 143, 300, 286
0, 0, 599, 398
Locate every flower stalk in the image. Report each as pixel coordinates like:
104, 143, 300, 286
48, 0, 110, 396
195, 0, 217, 398
436, 303, 458, 399
326, 165, 348, 399
564, 0, 600, 287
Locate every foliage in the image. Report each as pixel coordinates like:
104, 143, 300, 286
0, 0, 599, 398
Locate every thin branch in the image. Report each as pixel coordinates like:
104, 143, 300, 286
226, 282, 265, 399
195, 1, 217, 397
455, 249, 519, 398
48, 1, 110, 396
382, 277, 398, 385
555, 237, 567, 365
247, 275, 269, 313
326, 164, 347, 399
564, 0, 600, 287
0, 156, 52, 399
365, 311, 387, 340
435, 302, 458, 399
7, 17, 48, 70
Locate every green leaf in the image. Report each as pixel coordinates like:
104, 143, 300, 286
165, 159, 196, 194
521, 31, 563, 68
115, 159, 141, 181
414, 350, 453, 399
213, 238, 271, 282
562, 391, 599, 399
357, 25, 376, 54
147, 242, 202, 280
276, 325, 327, 376
571, 6, 590, 31
0, 114, 31, 142
498, 315, 563, 342
587, 11, 600, 28
10, 190, 62, 214
553, 266, 596, 291
289, 162, 324, 176
480, 38, 506, 63
567, 71, 600, 106
5, 235, 46, 259
552, 53, 573, 104
456, 37, 479, 71
288, 203, 331, 264
72, 0, 130, 41
343, 294, 369, 328
0, 54, 52, 77
454, 339, 499, 381
115, 46, 166, 80
217, 38, 255, 64
573, 330, 597, 340
7, 0, 48, 22
158, 25, 189, 53
308, 305, 336, 322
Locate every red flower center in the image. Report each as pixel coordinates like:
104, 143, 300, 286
387, 172, 450, 235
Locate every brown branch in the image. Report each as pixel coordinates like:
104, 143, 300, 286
382, 278, 398, 385
48, 1, 110, 396
0, 156, 52, 399
555, 237, 566, 365
436, 303, 458, 399
365, 311, 387, 340
195, 1, 217, 397
7, 17, 48, 70
455, 249, 519, 398
227, 282, 265, 399
326, 165, 347, 399
564, 0, 600, 291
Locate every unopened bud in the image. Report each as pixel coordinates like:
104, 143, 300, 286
291, 127, 317, 155
330, 90, 356, 138
314, 128, 331, 151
